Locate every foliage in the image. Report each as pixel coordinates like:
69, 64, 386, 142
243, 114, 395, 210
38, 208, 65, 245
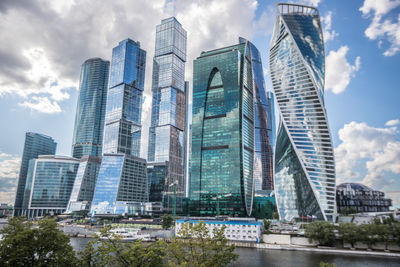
79, 226, 165, 267
320, 262, 335, 267
262, 219, 271, 234
392, 223, 400, 246
376, 223, 391, 250
0, 217, 77, 266
166, 222, 238, 267
162, 214, 174, 230
338, 223, 361, 248
305, 221, 335, 246
273, 212, 279, 220
339, 207, 357, 215
359, 224, 379, 249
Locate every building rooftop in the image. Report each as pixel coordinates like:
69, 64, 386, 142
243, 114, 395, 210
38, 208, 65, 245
337, 183, 374, 191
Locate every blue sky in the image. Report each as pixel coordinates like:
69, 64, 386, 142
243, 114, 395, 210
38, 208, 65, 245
0, 0, 399, 207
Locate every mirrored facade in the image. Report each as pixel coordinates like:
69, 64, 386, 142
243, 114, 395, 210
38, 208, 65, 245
190, 38, 256, 217
66, 155, 101, 212
72, 58, 109, 159
103, 39, 146, 157
90, 154, 148, 215
147, 162, 168, 202
269, 3, 336, 221
147, 17, 187, 212
21, 155, 79, 218
240, 37, 275, 194
14, 132, 57, 216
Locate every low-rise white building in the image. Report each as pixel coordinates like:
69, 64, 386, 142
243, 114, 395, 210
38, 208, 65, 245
175, 218, 262, 243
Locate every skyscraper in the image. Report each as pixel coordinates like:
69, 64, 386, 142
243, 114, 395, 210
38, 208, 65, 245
14, 132, 57, 216
241, 37, 275, 194
72, 58, 109, 159
21, 155, 79, 218
147, 17, 187, 211
90, 39, 148, 216
269, 3, 336, 221
190, 38, 257, 217
102, 39, 146, 157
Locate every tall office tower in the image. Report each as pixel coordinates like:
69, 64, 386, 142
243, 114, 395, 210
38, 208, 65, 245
91, 38, 148, 216
66, 155, 101, 213
269, 3, 336, 221
190, 38, 257, 217
21, 155, 79, 218
90, 154, 148, 215
102, 39, 146, 157
147, 17, 187, 211
241, 37, 275, 194
14, 132, 57, 216
72, 58, 109, 159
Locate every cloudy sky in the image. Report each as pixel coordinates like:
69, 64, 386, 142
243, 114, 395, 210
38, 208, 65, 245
0, 0, 399, 207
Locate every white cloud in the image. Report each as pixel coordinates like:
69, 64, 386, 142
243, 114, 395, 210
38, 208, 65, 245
297, 0, 321, 7
335, 121, 400, 194
19, 96, 62, 114
321, 11, 338, 42
360, 0, 400, 56
386, 119, 400, 126
0, 152, 21, 205
325, 46, 360, 94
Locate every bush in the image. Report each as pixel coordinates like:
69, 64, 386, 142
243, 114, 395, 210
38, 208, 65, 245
305, 221, 335, 246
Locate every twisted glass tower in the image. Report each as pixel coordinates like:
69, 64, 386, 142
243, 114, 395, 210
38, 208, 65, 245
72, 58, 109, 159
269, 3, 336, 221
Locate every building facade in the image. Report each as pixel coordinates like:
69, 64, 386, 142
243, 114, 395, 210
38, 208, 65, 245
14, 132, 57, 216
176, 218, 262, 243
66, 155, 102, 213
21, 155, 79, 218
190, 38, 257, 217
242, 37, 275, 194
147, 17, 187, 211
72, 58, 109, 159
269, 3, 336, 221
90, 154, 148, 215
337, 183, 392, 213
147, 162, 168, 203
102, 39, 146, 157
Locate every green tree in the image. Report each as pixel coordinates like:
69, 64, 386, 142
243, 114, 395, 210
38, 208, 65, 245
338, 223, 361, 249
392, 223, 400, 247
0, 217, 77, 266
359, 223, 379, 250
80, 226, 165, 267
273, 212, 279, 220
305, 221, 335, 246
162, 214, 174, 230
376, 224, 391, 251
166, 222, 238, 267
320, 262, 335, 267
263, 219, 271, 234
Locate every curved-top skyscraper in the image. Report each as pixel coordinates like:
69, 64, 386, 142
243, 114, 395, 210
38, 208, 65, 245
269, 3, 336, 221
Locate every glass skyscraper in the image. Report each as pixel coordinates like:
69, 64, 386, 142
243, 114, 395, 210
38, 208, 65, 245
20, 155, 79, 218
190, 38, 257, 217
14, 132, 57, 216
147, 17, 187, 211
269, 3, 336, 221
72, 58, 109, 159
102, 39, 146, 157
240, 37, 275, 194
90, 154, 148, 215
66, 155, 101, 213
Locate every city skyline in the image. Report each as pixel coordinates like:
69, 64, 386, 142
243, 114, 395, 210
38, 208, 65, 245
0, 0, 399, 208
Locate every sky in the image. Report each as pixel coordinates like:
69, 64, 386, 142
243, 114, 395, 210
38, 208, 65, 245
0, 0, 399, 208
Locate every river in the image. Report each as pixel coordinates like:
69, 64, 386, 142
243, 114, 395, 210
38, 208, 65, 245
70, 237, 400, 267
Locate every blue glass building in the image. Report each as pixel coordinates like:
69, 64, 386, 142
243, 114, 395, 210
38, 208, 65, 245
190, 38, 257, 217
66, 155, 101, 213
72, 58, 109, 159
14, 132, 57, 216
21, 155, 79, 218
240, 37, 275, 194
147, 18, 187, 211
269, 3, 336, 221
90, 154, 148, 215
102, 39, 146, 157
